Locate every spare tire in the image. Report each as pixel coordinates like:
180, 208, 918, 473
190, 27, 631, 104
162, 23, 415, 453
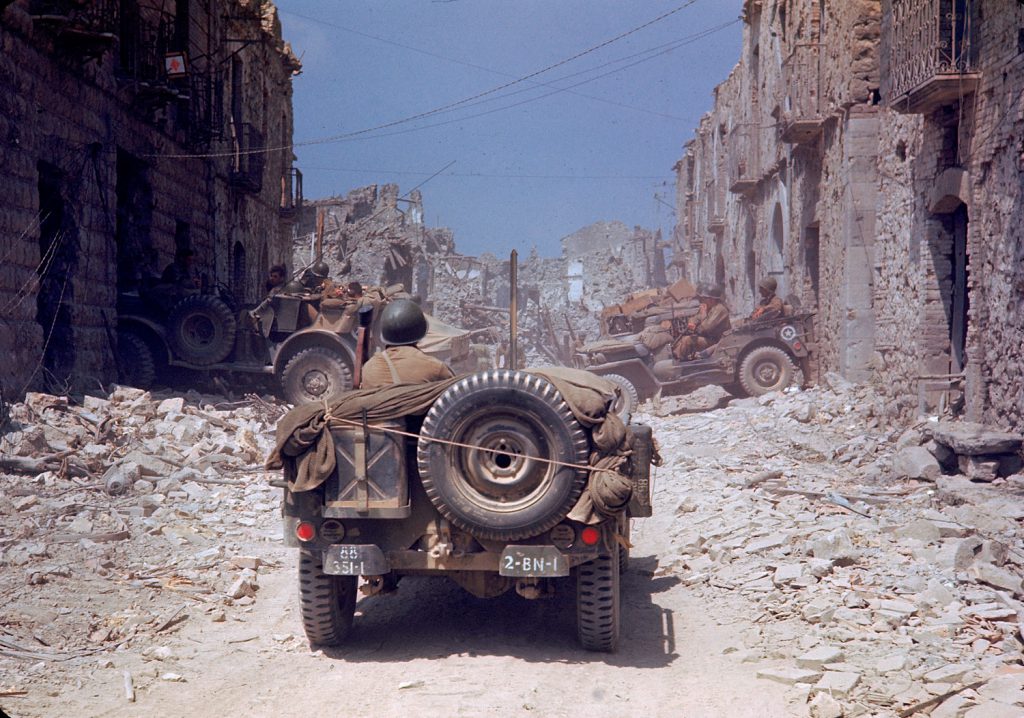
280, 346, 353, 406
417, 370, 589, 541
167, 295, 237, 365
602, 373, 639, 420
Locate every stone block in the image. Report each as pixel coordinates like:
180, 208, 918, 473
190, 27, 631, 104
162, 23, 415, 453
121, 450, 177, 478
796, 646, 844, 670
808, 693, 844, 718
895, 519, 942, 544
811, 671, 860, 697
963, 702, 1022, 718
156, 397, 185, 415
745, 533, 789, 553
874, 652, 908, 674
959, 455, 1001, 482
893, 446, 941, 480
756, 667, 822, 685
773, 564, 804, 586
810, 529, 859, 563
931, 422, 1023, 456
970, 563, 1024, 595
924, 663, 974, 684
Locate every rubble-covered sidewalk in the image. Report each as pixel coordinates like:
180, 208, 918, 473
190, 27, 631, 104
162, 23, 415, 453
0, 387, 285, 712
645, 377, 1024, 718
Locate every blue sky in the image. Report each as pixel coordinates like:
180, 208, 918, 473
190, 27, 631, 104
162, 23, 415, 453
275, 1, 743, 257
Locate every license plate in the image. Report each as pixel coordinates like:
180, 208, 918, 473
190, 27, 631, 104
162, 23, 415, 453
323, 544, 389, 576
499, 546, 569, 577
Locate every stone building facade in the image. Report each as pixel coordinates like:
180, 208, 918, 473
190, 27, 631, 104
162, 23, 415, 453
0, 0, 300, 396
673, 0, 1024, 430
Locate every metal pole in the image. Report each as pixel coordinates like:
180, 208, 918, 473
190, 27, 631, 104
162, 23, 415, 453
509, 249, 518, 370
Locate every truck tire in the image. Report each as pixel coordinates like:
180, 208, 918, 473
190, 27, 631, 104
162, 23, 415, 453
417, 370, 589, 542
617, 513, 631, 573
738, 346, 796, 396
603, 373, 639, 419
298, 549, 357, 647
117, 331, 156, 388
577, 547, 620, 652
167, 295, 237, 366
280, 347, 353, 406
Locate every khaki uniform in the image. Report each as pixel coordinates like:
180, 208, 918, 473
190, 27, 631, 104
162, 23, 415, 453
638, 324, 673, 353
672, 302, 731, 360
749, 294, 784, 322
361, 345, 454, 389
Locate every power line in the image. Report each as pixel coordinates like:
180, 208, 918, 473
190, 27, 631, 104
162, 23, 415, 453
301, 166, 667, 180
153, 0, 708, 160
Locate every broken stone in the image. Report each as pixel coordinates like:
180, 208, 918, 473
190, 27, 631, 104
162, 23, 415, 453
773, 564, 804, 586
796, 646, 844, 670
745, 533, 789, 554
893, 445, 942, 480
156, 397, 185, 415
227, 577, 258, 600
807, 692, 844, 718
977, 674, 1024, 706
959, 455, 1001, 482
875, 652, 909, 674
963, 702, 1023, 718
895, 519, 942, 544
931, 422, 1023, 456
809, 529, 859, 564
122, 450, 178, 478
13, 494, 38, 511
802, 597, 836, 624
970, 563, 1024, 595
924, 664, 974, 684
229, 556, 262, 570
756, 667, 823, 685
811, 671, 860, 697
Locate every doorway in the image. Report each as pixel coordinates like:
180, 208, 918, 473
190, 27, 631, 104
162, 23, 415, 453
948, 204, 969, 373
115, 150, 153, 293
36, 162, 78, 390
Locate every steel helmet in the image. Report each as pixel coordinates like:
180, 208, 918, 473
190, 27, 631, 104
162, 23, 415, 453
380, 298, 428, 346
758, 276, 778, 293
282, 279, 305, 294
706, 283, 724, 299
310, 261, 330, 279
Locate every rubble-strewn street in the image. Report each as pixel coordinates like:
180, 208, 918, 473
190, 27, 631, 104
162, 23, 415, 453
2, 378, 1021, 717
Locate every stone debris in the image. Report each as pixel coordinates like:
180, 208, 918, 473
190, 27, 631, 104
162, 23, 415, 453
0, 385, 282, 703
645, 379, 1024, 717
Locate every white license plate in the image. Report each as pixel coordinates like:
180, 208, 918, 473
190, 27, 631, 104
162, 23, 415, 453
499, 546, 569, 577
323, 544, 388, 576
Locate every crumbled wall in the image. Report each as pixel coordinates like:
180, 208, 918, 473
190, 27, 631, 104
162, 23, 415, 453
0, 0, 298, 396
675, 0, 1024, 429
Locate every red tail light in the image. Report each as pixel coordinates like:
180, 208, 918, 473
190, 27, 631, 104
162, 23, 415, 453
580, 527, 600, 546
295, 521, 316, 542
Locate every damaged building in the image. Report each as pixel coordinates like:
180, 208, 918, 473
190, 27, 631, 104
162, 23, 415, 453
0, 0, 301, 396
298, 185, 669, 359
673, 0, 1024, 430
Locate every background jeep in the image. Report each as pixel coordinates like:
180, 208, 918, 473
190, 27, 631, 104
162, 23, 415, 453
277, 369, 655, 652
575, 313, 816, 416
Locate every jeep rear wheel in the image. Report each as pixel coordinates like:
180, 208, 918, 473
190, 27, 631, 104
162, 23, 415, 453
298, 550, 357, 647
117, 331, 156, 388
738, 346, 795, 396
280, 347, 353, 406
577, 547, 620, 652
167, 295, 237, 366
417, 370, 589, 542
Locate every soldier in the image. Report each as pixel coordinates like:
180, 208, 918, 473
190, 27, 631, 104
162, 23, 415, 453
265, 264, 287, 294
300, 261, 332, 293
637, 316, 674, 360
160, 248, 197, 289
361, 299, 454, 388
749, 276, 784, 322
672, 284, 731, 361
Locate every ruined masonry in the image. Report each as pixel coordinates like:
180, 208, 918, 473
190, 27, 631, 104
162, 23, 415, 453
672, 0, 1024, 431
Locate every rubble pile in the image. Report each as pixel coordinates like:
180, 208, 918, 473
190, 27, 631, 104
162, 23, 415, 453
0, 387, 283, 703
645, 378, 1024, 717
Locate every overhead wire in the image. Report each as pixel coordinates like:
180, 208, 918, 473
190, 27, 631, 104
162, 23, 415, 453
153, 0, 711, 160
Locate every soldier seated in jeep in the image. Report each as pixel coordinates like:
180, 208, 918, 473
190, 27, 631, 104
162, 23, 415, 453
361, 299, 454, 389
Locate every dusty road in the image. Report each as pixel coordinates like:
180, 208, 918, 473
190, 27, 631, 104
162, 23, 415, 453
5, 380, 1024, 718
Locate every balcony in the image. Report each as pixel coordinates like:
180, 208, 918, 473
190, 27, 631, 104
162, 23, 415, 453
781, 43, 825, 145
887, 0, 980, 114
279, 167, 303, 220
228, 122, 265, 193
187, 73, 224, 149
116, 8, 183, 104
728, 124, 760, 194
29, 0, 118, 59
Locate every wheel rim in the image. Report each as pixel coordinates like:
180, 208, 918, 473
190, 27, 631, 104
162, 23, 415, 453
302, 368, 331, 398
753, 359, 781, 387
450, 409, 558, 513
182, 315, 216, 348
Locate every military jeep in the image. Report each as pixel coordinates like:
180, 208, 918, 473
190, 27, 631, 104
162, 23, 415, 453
116, 288, 472, 405
276, 369, 655, 652
575, 313, 816, 416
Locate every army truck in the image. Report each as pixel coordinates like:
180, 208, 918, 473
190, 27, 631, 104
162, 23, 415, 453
116, 287, 471, 405
576, 312, 815, 416
274, 369, 655, 652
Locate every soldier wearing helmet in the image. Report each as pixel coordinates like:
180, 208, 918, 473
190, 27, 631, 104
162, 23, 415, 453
361, 299, 455, 389
748, 276, 784, 323
672, 283, 731, 361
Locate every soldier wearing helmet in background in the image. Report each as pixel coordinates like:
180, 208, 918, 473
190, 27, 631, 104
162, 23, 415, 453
361, 299, 455, 389
748, 276, 784, 323
300, 260, 333, 294
672, 283, 731, 361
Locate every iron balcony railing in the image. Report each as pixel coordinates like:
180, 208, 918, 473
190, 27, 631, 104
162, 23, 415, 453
728, 123, 760, 193
187, 72, 224, 149
280, 167, 303, 218
888, 0, 978, 109
781, 43, 824, 144
28, 0, 118, 56
229, 122, 266, 193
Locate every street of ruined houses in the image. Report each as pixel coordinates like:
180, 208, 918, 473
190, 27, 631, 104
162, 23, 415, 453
2, 2, 1024, 717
